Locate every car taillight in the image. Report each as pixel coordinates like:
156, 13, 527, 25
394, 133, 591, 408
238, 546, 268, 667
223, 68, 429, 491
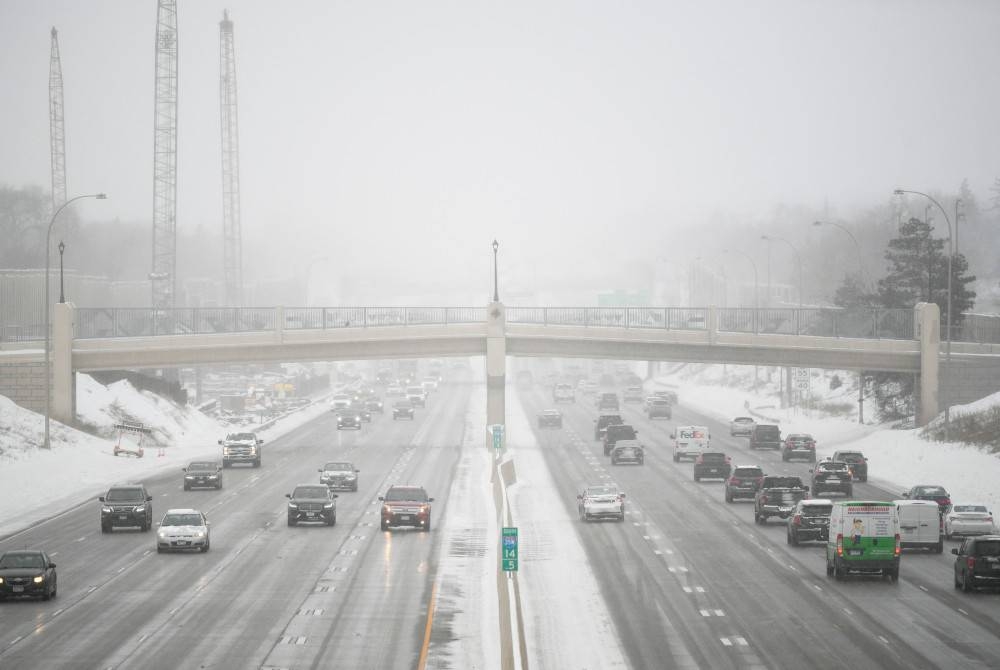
807, 443, 815, 449
894, 533, 901, 556
986, 516, 994, 523
760, 495, 768, 504
967, 557, 976, 570
836, 533, 844, 557
792, 514, 802, 526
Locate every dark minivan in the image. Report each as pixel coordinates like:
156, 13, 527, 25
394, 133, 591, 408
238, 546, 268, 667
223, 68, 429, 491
749, 424, 782, 450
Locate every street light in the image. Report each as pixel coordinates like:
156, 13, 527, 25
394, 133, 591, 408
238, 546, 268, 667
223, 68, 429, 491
58, 241, 66, 303
812, 220, 866, 288
492, 239, 500, 303
44, 193, 107, 449
893, 189, 954, 358
761, 234, 803, 310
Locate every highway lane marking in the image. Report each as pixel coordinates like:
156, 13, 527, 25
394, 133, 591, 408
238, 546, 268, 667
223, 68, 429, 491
417, 581, 438, 670
877, 635, 890, 644
76, 536, 86, 542
49, 552, 58, 557
842, 608, 852, 615
8, 636, 23, 646
52, 608, 63, 617
919, 585, 928, 592
958, 608, 969, 616
813, 585, 823, 591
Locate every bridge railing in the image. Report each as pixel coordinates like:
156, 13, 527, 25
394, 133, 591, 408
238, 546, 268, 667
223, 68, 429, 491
506, 307, 709, 329
716, 307, 914, 339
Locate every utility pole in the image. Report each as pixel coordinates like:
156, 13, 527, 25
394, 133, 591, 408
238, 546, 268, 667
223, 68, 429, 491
152, 0, 178, 314
220, 10, 243, 306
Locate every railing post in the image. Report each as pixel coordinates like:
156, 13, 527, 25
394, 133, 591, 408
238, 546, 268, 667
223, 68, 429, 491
795, 308, 800, 336
404, 307, 409, 326
873, 308, 878, 339
584, 309, 589, 328
664, 308, 669, 330
543, 307, 548, 326
364, 308, 368, 328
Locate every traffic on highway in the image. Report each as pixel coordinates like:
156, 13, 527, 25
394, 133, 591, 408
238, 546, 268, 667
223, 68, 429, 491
1, 365, 999, 670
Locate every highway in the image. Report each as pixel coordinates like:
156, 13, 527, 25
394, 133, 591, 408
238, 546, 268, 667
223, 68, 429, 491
520, 386, 1000, 669
1, 381, 999, 669
0, 388, 468, 670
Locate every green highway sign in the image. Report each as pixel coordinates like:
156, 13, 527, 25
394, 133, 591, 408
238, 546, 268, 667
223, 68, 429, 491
490, 424, 504, 450
502, 526, 518, 571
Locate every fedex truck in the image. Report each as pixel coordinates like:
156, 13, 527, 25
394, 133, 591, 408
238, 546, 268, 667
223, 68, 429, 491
671, 425, 711, 462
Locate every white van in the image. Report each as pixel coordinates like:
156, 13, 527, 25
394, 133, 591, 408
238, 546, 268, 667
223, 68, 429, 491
895, 499, 944, 553
671, 425, 711, 462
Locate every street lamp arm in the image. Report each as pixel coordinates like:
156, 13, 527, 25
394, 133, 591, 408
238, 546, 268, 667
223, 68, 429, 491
894, 189, 952, 242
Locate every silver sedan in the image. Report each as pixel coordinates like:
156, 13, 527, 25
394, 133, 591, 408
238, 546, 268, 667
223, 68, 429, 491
156, 509, 211, 553
945, 504, 996, 539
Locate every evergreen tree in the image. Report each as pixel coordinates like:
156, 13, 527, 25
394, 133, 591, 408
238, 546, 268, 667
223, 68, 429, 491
877, 217, 975, 324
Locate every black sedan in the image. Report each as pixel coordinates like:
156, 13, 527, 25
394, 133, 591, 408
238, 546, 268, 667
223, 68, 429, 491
0, 550, 57, 601
337, 411, 363, 430
393, 401, 415, 420
537, 409, 563, 429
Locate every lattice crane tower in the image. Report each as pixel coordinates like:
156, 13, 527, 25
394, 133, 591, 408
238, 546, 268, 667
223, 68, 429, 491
151, 0, 178, 311
220, 10, 243, 305
49, 27, 66, 212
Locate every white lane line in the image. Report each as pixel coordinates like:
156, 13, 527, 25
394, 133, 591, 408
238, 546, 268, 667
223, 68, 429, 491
842, 607, 852, 615
734, 637, 748, 646
919, 585, 928, 592
52, 608, 63, 617
695, 586, 705, 593
813, 584, 823, 591
714, 609, 725, 617
49, 552, 58, 557
958, 608, 969, 616
76, 536, 87, 542
9, 636, 23, 646
683, 586, 692, 593
720, 637, 732, 646
877, 635, 890, 644
654, 550, 663, 556
700, 609, 711, 617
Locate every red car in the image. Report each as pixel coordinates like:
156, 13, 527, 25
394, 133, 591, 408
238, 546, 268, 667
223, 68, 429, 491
902, 485, 952, 514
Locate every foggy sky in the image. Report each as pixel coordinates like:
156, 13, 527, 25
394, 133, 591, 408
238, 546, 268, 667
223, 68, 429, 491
3, 1, 999, 300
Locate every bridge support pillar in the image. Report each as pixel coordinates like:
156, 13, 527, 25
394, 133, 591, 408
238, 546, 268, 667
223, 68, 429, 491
915, 302, 940, 427
52, 302, 76, 425
486, 302, 506, 427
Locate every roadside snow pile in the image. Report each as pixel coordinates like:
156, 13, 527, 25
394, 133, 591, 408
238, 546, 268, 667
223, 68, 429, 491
0, 393, 108, 459
76, 373, 219, 448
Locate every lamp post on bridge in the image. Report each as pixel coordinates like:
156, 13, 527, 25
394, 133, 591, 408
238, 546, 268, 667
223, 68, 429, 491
44, 193, 107, 449
812, 220, 867, 290
492, 239, 500, 303
58, 241, 66, 303
895, 188, 958, 438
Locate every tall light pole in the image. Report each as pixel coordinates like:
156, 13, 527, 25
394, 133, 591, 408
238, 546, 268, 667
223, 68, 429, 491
492, 239, 499, 303
812, 220, 866, 289
44, 193, 107, 448
761, 235, 803, 309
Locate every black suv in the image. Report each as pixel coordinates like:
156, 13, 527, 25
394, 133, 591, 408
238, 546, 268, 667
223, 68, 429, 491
810, 461, 853, 496
725, 465, 764, 502
100, 484, 154, 532
594, 414, 624, 441
286, 485, 337, 526
183, 461, 223, 490
749, 424, 781, 450
787, 499, 833, 546
754, 476, 808, 524
693, 452, 732, 481
831, 450, 868, 482
603, 424, 638, 456
953, 535, 1000, 592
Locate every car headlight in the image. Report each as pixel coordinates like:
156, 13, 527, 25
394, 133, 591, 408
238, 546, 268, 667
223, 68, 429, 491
33, 575, 44, 584
382, 505, 392, 514
0, 577, 4, 584
158, 530, 168, 538
288, 503, 298, 509
134, 505, 146, 513
208, 474, 218, 479
324, 502, 335, 509
102, 506, 113, 513
185, 475, 194, 480
355, 416, 361, 421
194, 531, 206, 538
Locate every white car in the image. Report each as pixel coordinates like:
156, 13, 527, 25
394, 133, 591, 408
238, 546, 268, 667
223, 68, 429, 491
156, 509, 210, 553
331, 394, 352, 410
577, 484, 625, 522
945, 504, 996, 539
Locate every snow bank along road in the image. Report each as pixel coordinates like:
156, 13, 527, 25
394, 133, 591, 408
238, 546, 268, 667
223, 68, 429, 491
1, 383, 1000, 669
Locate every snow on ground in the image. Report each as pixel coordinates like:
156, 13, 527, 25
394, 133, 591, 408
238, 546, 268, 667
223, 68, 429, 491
0, 374, 333, 538
656, 366, 1000, 515
426, 389, 499, 670
505, 390, 628, 669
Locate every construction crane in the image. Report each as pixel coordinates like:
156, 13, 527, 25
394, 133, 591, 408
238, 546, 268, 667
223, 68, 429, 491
151, 0, 178, 313
219, 10, 243, 305
49, 27, 66, 213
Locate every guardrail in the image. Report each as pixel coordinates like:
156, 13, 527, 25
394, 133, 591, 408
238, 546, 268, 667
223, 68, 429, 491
1, 306, 996, 344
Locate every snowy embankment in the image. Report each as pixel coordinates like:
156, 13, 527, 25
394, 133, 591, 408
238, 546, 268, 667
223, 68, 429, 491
0, 374, 332, 538
655, 369, 1000, 513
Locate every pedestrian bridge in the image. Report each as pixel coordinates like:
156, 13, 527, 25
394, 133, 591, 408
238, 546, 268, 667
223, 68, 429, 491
5, 302, 1000, 428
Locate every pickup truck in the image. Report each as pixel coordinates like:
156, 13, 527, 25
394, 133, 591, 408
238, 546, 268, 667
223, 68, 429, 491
219, 432, 263, 468
754, 475, 808, 524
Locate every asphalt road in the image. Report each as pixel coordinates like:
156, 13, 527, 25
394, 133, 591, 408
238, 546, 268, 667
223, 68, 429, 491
521, 387, 1000, 670
0, 386, 468, 670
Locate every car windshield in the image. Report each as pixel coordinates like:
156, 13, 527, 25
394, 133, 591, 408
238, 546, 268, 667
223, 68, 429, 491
395, 401, 412, 408
161, 514, 204, 527
916, 486, 947, 496
734, 417, 753, 423
701, 453, 726, 462
837, 452, 865, 462
734, 468, 763, 477
293, 487, 329, 499
585, 486, 618, 496
188, 462, 216, 470
765, 477, 803, 488
0, 553, 45, 569
755, 426, 780, 436
802, 504, 833, 515
385, 488, 426, 502
324, 462, 353, 471
228, 433, 256, 441
973, 540, 1000, 556
788, 435, 812, 442
819, 463, 848, 471
106, 488, 144, 501
954, 505, 988, 513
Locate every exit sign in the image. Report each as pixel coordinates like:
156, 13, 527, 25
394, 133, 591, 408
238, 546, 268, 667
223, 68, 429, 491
501, 526, 518, 571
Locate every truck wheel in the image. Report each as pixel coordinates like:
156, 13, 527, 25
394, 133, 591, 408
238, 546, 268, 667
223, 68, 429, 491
184, 483, 191, 491
935, 541, 943, 554
962, 571, 973, 592
424, 516, 432, 531
782, 453, 789, 461
725, 491, 733, 503
673, 453, 680, 463
223, 461, 230, 468
381, 519, 389, 531
834, 561, 846, 581
254, 458, 261, 467
694, 474, 700, 482
288, 517, 297, 527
